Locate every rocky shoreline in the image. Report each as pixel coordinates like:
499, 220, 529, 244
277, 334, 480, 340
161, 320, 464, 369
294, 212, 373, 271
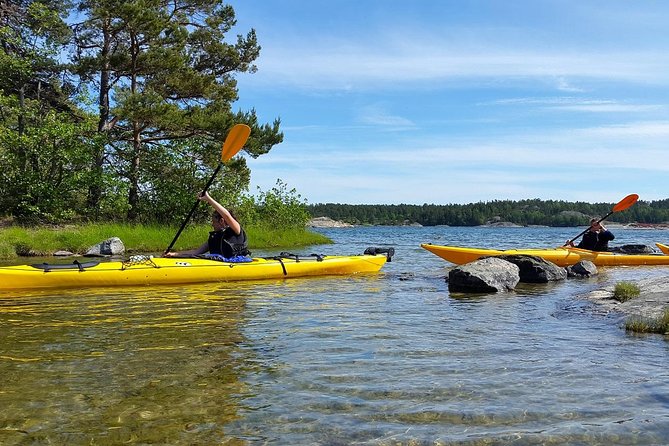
308, 217, 353, 228
582, 276, 669, 321
445, 253, 669, 326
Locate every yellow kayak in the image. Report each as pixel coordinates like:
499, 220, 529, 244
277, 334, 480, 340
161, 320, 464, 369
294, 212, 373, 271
421, 243, 669, 267
421, 243, 584, 267
0, 250, 392, 291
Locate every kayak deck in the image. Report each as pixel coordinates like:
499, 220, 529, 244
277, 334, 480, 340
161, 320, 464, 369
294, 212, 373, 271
421, 243, 669, 267
0, 249, 393, 291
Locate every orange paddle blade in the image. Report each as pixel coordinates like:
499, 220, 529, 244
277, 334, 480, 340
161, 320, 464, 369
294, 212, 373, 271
612, 193, 638, 212
221, 124, 251, 161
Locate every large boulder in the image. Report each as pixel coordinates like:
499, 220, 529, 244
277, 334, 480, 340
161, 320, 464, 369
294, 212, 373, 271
566, 260, 598, 278
494, 254, 567, 283
85, 237, 125, 257
448, 257, 520, 293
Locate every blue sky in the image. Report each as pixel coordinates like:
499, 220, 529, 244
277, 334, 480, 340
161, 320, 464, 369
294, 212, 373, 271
228, 1, 669, 205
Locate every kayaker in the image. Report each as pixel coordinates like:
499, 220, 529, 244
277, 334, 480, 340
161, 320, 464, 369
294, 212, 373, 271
567, 218, 615, 251
164, 192, 250, 259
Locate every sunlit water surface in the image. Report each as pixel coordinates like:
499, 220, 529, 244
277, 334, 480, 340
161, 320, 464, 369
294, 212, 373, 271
1, 226, 669, 445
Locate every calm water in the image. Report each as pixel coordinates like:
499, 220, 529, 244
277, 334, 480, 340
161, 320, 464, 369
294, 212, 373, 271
1, 226, 669, 445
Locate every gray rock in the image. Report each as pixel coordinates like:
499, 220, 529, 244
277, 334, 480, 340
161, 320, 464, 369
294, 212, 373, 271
566, 260, 598, 278
308, 217, 353, 228
448, 257, 520, 293
494, 254, 567, 283
53, 250, 74, 257
85, 237, 125, 257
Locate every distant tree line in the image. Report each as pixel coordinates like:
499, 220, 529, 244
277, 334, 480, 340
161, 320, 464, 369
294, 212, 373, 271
308, 199, 669, 227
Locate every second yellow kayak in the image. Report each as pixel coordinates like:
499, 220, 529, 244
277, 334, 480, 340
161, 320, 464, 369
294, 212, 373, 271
421, 243, 669, 267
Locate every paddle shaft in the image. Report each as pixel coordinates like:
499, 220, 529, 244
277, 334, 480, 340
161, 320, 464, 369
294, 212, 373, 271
164, 162, 222, 254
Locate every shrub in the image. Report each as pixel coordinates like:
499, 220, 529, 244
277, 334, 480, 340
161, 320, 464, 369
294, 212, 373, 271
248, 179, 310, 229
625, 308, 669, 334
612, 281, 641, 302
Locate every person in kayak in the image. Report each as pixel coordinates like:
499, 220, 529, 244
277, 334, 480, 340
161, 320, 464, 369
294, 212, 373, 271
567, 218, 615, 251
164, 192, 250, 259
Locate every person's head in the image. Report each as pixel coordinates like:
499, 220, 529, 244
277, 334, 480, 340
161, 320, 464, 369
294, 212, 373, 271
211, 208, 239, 230
589, 218, 602, 231
211, 210, 226, 231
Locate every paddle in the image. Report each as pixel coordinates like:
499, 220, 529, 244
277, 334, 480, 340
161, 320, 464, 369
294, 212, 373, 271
564, 193, 639, 246
164, 124, 251, 255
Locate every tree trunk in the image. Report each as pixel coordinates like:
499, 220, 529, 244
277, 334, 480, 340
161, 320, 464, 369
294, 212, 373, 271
17, 85, 25, 169
87, 20, 112, 216
127, 124, 141, 221
126, 35, 141, 221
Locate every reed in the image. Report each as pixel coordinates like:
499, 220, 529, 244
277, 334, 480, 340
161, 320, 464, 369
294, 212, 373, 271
612, 281, 641, 302
625, 308, 669, 334
0, 224, 332, 259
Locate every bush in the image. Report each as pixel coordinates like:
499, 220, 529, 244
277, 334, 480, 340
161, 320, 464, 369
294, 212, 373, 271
625, 308, 669, 334
247, 179, 310, 229
612, 281, 641, 302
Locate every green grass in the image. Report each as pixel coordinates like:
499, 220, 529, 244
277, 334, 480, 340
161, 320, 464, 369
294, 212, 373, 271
625, 308, 669, 334
0, 223, 332, 259
612, 281, 641, 302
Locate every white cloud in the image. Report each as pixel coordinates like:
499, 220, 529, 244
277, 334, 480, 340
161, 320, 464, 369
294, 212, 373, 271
233, 1, 669, 205
243, 37, 669, 91
484, 97, 661, 113
555, 77, 585, 93
356, 104, 415, 128
247, 119, 669, 204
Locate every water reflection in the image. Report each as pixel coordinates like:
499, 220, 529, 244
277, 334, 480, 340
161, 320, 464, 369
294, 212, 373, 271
0, 283, 259, 444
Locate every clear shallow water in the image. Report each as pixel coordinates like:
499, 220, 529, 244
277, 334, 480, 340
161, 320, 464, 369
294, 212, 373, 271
1, 226, 669, 444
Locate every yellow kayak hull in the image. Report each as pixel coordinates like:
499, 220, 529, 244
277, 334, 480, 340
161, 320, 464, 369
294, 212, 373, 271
0, 254, 389, 291
421, 243, 669, 267
421, 243, 584, 267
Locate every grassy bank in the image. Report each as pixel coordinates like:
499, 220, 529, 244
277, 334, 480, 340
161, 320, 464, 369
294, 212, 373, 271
0, 224, 332, 259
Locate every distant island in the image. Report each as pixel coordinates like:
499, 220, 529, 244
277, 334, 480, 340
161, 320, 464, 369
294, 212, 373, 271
307, 199, 669, 227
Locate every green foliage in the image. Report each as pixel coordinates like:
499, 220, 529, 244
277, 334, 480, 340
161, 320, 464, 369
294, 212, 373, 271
248, 179, 311, 229
612, 282, 641, 302
307, 199, 669, 227
625, 308, 669, 334
0, 223, 331, 259
246, 226, 332, 249
0, 97, 97, 223
0, 1, 284, 224
72, 0, 282, 220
